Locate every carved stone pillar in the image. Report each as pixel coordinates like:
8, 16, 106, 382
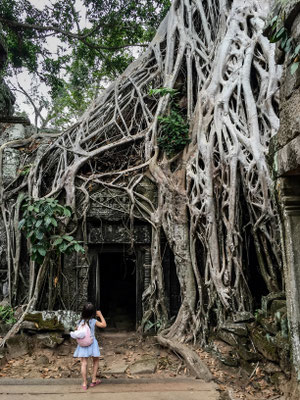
143, 247, 151, 291
278, 177, 300, 374
75, 253, 89, 311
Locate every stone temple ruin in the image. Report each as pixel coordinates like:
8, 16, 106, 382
0, 126, 181, 330
1, 3, 300, 393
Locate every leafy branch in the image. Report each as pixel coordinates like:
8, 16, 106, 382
150, 87, 190, 156
267, 14, 300, 74
0, 305, 16, 325
18, 197, 84, 264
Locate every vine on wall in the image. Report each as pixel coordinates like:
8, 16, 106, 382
266, 5, 300, 74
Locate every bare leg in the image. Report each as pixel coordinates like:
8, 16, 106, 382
92, 357, 99, 382
80, 357, 88, 386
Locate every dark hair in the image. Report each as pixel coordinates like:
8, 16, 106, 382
81, 302, 96, 324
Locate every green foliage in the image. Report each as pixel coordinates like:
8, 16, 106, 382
0, 305, 16, 325
266, 13, 300, 74
18, 197, 85, 264
150, 87, 190, 156
254, 309, 263, 320
157, 111, 190, 156
0, 0, 171, 128
18, 164, 33, 176
144, 319, 162, 333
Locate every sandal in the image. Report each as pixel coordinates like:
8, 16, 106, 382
90, 380, 101, 387
82, 385, 88, 390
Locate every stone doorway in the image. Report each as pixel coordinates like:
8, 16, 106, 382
88, 245, 141, 331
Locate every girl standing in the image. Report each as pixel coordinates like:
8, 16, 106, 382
73, 302, 107, 390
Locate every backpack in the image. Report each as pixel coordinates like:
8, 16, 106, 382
70, 321, 94, 347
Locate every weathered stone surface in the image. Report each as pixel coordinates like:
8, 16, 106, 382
0, 322, 14, 335
129, 358, 157, 374
2, 124, 26, 184
107, 361, 128, 374
6, 123, 25, 140
20, 321, 37, 331
259, 318, 279, 336
261, 292, 285, 315
269, 91, 300, 153
215, 351, 239, 367
251, 328, 279, 362
232, 312, 254, 323
220, 322, 248, 337
217, 330, 238, 346
6, 334, 30, 358
270, 300, 286, 316
24, 310, 80, 333
88, 179, 157, 222
283, 57, 300, 99
88, 224, 151, 244
211, 340, 239, 367
36, 332, 65, 348
291, 11, 300, 38
273, 135, 300, 177
236, 345, 262, 362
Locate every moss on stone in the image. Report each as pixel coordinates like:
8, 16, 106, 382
24, 313, 64, 331
251, 327, 279, 362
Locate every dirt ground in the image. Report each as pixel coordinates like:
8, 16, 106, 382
0, 330, 284, 400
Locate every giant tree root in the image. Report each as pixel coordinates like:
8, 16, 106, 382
157, 334, 212, 381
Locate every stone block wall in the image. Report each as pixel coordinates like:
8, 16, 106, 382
269, 1, 300, 388
269, 3, 300, 177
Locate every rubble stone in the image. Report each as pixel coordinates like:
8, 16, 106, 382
221, 322, 248, 337
36, 332, 65, 349
232, 312, 254, 323
107, 361, 128, 374
129, 358, 157, 374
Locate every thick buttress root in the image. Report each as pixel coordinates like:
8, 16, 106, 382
157, 334, 212, 381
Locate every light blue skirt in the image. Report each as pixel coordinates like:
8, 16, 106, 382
73, 337, 100, 358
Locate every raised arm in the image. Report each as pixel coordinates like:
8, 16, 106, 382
95, 310, 107, 328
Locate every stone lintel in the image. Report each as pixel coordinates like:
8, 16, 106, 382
272, 135, 300, 178
281, 196, 300, 216
88, 224, 151, 244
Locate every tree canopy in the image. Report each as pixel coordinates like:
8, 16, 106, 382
0, 0, 170, 127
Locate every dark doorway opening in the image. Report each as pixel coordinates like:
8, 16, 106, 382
162, 242, 181, 318
98, 251, 136, 330
246, 234, 269, 309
